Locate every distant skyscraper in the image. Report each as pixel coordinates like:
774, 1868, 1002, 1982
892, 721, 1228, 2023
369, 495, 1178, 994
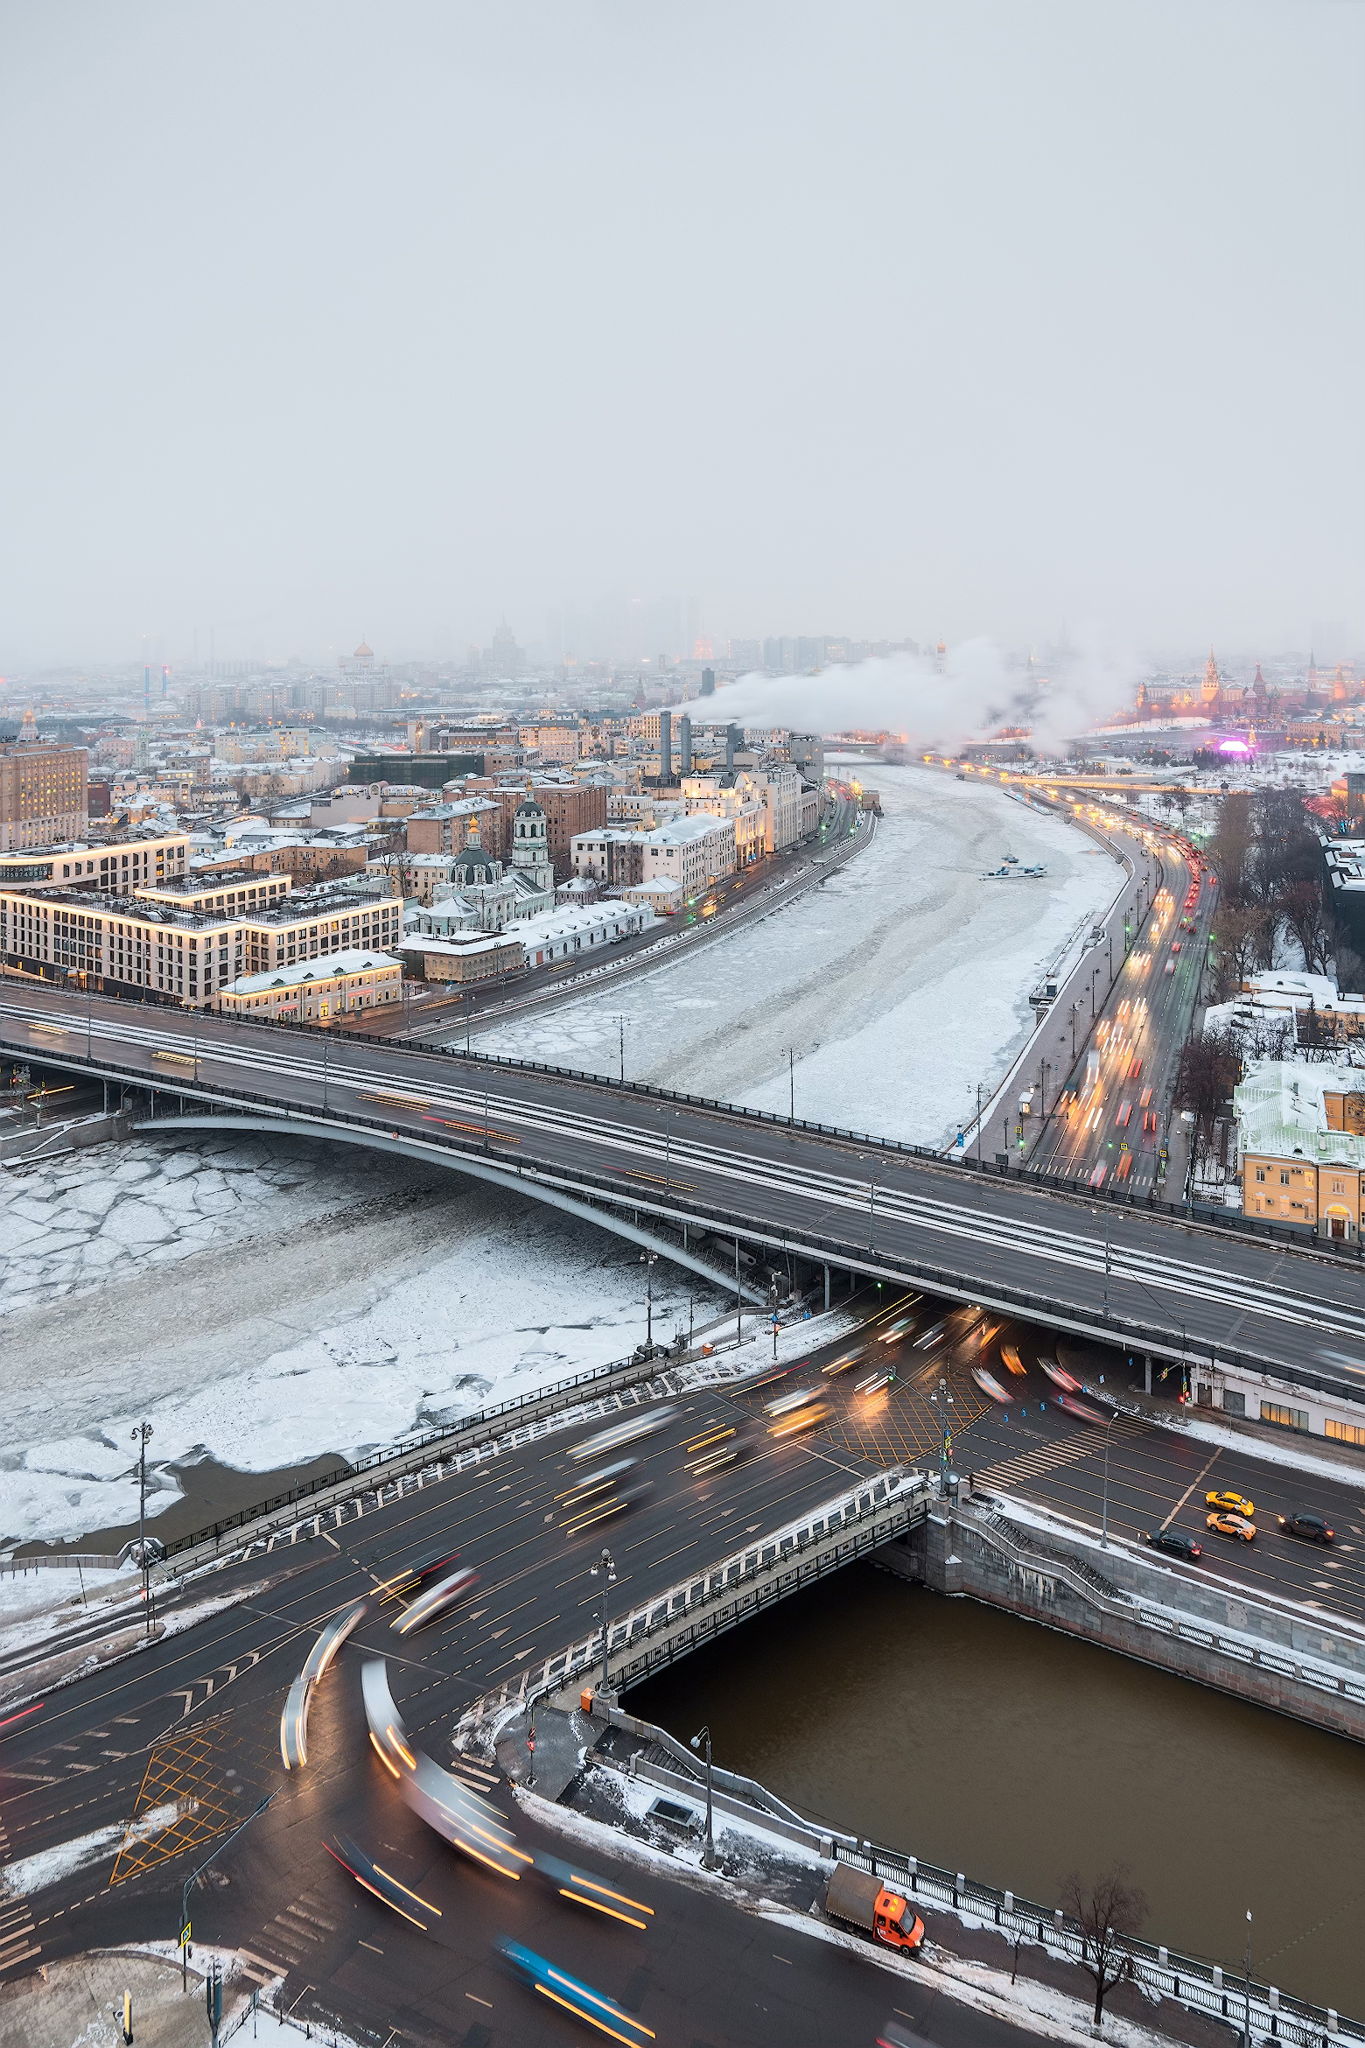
487, 619, 523, 675
700, 668, 716, 696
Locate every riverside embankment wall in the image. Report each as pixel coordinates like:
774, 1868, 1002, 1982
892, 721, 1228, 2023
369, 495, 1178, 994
881, 1497, 1365, 1744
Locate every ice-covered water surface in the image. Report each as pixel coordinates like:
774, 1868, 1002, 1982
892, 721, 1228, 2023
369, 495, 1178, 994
0, 1135, 723, 1546
468, 762, 1119, 1145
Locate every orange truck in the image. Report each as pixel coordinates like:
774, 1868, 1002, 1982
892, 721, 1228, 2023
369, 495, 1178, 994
822, 1865, 925, 1951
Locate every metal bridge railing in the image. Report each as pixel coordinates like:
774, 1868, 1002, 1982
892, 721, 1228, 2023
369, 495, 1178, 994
835, 1838, 1362, 2048
155, 1348, 671, 1566
455, 1468, 929, 1745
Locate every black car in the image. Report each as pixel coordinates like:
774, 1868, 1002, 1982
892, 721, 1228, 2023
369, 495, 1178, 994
1276, 1512, 1335, 1544
1143, 1528, 1203, 1561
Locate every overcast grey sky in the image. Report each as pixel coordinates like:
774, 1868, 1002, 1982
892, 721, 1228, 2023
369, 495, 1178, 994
1, 1, 1361, 668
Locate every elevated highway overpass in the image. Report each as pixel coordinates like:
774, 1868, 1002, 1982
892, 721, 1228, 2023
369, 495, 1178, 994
3, 982, 1365, 1420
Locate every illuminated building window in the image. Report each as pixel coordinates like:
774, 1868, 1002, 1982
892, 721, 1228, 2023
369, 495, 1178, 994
1260, 1401, 1309, 1433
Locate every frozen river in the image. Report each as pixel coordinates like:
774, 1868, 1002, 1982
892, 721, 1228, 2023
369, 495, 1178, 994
0, 1134, 722, 1551
468, 761, 1119, 1147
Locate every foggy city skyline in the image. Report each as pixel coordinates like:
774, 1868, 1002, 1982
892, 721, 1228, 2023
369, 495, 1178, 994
1, 0, 1361, 673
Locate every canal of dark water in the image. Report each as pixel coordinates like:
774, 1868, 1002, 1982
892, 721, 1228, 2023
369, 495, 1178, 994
628, 1566, 1365, 2018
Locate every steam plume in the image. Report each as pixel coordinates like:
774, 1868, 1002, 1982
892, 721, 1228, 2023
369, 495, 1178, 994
673, 636, 1138, 753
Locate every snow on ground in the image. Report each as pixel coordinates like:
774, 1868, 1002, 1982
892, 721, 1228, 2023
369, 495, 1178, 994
520, 1780, 1185, 2048
0, 1817, 128, 1899
0, 1134, 724, 1548
467, 762, 1119, 1147
0, 1565, 121, 1624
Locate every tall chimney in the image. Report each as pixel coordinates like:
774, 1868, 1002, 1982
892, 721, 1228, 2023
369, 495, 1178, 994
679, 714, 693, 775
659, 709, 673, 784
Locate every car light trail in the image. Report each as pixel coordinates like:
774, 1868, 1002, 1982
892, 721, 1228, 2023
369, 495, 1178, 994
280, 1598, 369, 1770
325, 1838, 441, 1931
499, 1943, 657, 2044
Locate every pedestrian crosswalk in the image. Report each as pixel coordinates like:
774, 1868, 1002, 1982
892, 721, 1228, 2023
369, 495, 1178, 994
977, 1423, 1134, 1493
0, 1815, 39, 1978
238, 1885, 339, 1986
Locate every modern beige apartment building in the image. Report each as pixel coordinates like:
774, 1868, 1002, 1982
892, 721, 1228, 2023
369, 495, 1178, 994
0, 841, 403, 1006
0, 742, 89, 851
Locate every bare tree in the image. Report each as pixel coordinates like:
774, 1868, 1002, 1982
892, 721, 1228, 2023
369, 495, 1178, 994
372, 819, 416, 901
1211, 903, 1274, 998
1060, 1866, 1148, 2028
1280, 878, 1332, 975
1175, 1028, 1241, 1167
1208, 792, 1255, 907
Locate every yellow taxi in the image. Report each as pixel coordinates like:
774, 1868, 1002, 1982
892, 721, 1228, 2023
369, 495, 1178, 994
1206, 1511, 1256, 1543
1205, 1490, 1254, 1518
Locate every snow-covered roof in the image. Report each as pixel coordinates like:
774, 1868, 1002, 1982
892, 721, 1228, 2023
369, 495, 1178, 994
643, 814, 734, 845
516, 900, 648, 944
223, 949, 400, 995
1235, 1059, 1365, 1166
400, 931, 523, 958
1246, 970, 1339, 1005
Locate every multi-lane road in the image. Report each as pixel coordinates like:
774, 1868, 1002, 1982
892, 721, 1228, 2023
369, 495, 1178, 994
0, 1308, 1064, 2046
3, 1294, 1362, 2047
962, 790, 1213, 1195
1028, 857, 1214, 1195
4, 980, 1365, 1419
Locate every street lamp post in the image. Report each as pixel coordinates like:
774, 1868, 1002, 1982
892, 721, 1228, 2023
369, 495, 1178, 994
690, 1724, 716, 1870
1242, 1909, 1253, 2048
179, 1794, 274, 1993
639, 1251, 657, 1350
591, 1547, 617, 1708
788, 1047, 795, 1123
130, 1422, 154, 1636
1101, 1410, 1117, 1548
930, 1377, 954, 1493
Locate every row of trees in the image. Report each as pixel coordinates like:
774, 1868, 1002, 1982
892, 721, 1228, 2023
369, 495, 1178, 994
1208, 789, 1331, 993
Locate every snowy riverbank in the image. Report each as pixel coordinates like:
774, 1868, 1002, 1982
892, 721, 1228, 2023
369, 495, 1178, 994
466, 761, 1119, 1146
0, 1134, 724, 1549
